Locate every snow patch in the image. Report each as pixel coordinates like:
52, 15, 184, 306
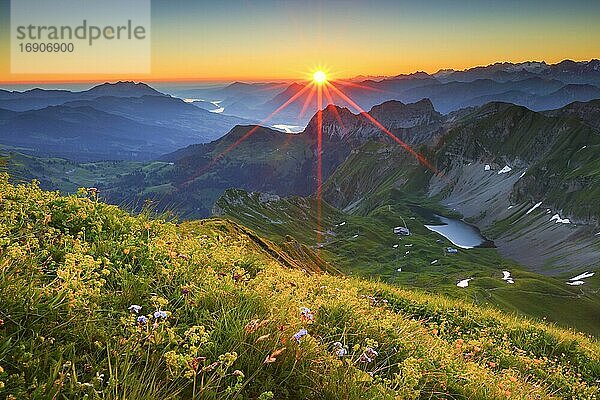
525, 202, 543, 215
456, 278, 472, 288
566, 281, 585, 286
484, 164, 491, 171
431, 259, 438, 265
498, 165, 512, 174
570, 271, 594, 281
502, 270, 514, 284
351, 234, 359, 239
550, 214, 571, 224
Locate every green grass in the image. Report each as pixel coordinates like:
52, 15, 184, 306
217, 188, 600, 336
4, 151, 174, 194
1, 176, 599, 399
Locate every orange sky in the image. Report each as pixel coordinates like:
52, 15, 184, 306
1, 0, 599, 84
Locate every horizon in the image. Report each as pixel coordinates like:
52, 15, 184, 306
1, 57, 598, 90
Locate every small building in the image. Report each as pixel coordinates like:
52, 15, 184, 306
393, 226, 410, 236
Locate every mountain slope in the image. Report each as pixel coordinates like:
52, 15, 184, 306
61, 95, 252, 143
323, 101, 600, 274
0, 176, 598, 399
0, 83, 252, 160
0, 105, 196, 161
98, 100, 442, 218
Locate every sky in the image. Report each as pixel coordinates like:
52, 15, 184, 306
0, 0, 599, 83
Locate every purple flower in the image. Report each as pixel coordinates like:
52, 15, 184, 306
336, 347, 348, 357
137, 316, 148, 324
359, 353, 372, 363
333, 342, 347, 357
292, 328, 308, 343
128, 305, 142, 314
153, 310, 168, 320
360, 347, 378, 363
300, 307, 314, 322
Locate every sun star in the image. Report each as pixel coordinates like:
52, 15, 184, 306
313, 70, 327, 84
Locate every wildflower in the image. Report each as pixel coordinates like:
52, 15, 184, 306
365, 347, 378, 358
292, 328, 308, 343
153, 310, 168, 319
181, 287, 190, 295
360, 353, 373, 363
191, 356, 207, 372
232, 370, 244, 378
336, 347, 347, 357
0, 319, 4, 326
360, 347, 378, 363
128, 305, 142, 314
300, 307, 314, 323
202, 361, 220, 372
333, 342, 347, 358
137, 315, 148, 325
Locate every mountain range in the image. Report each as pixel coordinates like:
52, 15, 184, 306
167, 59, 600, 124
0, 82, 252, 161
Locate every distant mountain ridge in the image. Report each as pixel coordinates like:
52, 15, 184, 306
0, 81, 253, 161
164, 59, 600, 125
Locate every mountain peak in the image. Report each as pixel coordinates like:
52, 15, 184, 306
368, 99, 441, 129
85, 81, 165, 97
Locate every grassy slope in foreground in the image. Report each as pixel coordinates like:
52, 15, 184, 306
0, 177, 598, 399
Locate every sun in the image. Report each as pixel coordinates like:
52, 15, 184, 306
312, 70, 327, 84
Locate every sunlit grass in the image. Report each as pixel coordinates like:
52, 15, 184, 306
0, 175, 598, 399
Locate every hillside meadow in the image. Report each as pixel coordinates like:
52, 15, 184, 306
0, 176, 598, 399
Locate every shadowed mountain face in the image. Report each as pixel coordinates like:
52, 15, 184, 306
92, 100, 442, 217
544, 99, 600, 132
0, 82, 252, 161
322, 100, 600, 274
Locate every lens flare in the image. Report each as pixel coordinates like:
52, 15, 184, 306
313, 70, 327, 84
181, 65, 440, 247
